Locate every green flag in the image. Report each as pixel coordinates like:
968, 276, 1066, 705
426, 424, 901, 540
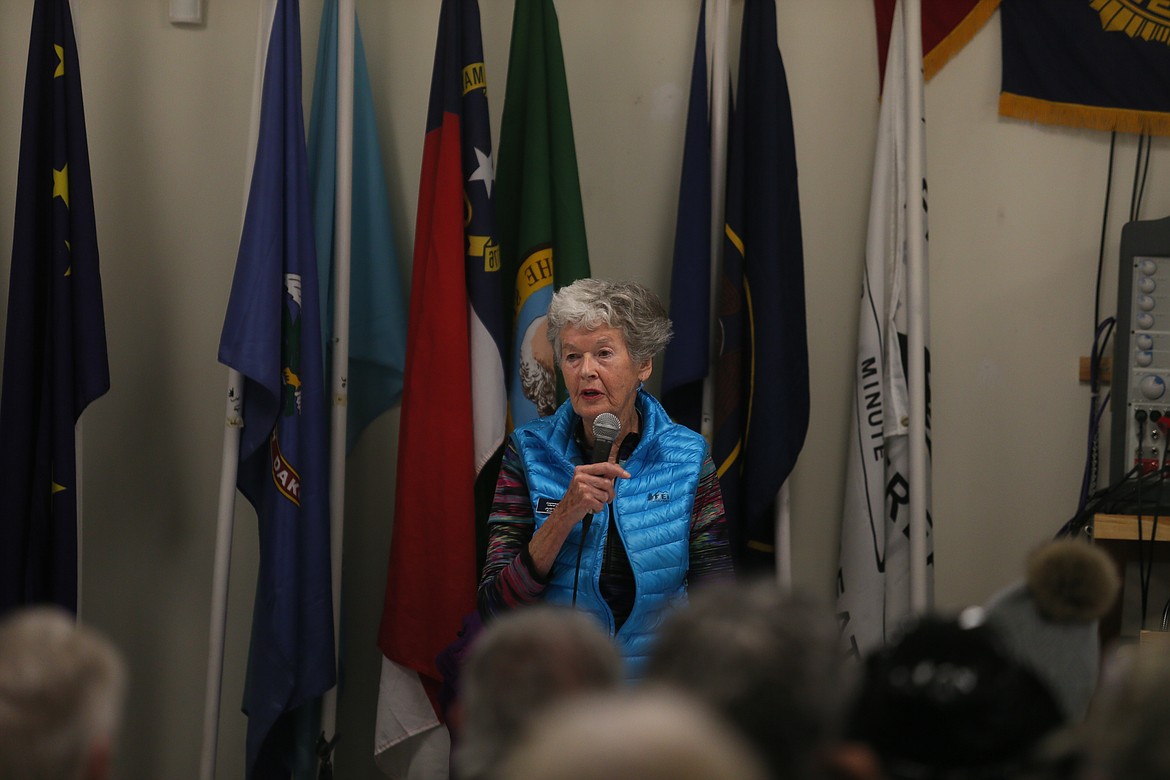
496, 0, 590, 428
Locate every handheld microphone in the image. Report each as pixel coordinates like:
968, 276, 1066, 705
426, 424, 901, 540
573, 413, 621, 607
583, 413, 621, 531
591, 412, 621, 464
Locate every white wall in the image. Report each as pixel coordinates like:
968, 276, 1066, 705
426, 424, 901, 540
0, 1, 1159, 777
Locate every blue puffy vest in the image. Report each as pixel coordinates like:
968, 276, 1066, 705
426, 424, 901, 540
512, 390, 707, 676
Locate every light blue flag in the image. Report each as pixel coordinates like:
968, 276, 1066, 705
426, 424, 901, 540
309, 0, 407, 453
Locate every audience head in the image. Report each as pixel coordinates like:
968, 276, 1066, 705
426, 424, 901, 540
452, 605, 623, 780
982, 538, 1120, 722
0, 606, 127, 780
1070, 643, 1170, 780
846, 610, 1064, 780
644, 578, 849, 780
493, 689, 769, 780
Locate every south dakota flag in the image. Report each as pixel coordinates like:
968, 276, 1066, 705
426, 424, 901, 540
217, 0, 335, 774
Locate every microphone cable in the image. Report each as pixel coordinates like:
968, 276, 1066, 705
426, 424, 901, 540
571, 413, 621, 608
571, 515, 592, 608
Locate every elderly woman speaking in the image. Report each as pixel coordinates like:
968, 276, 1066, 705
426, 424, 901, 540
477, 278, 733, 674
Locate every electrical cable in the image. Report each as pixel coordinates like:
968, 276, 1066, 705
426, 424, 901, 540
1130, 133, 1145, 222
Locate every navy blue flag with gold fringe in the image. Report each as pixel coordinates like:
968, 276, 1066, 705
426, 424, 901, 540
713, 0, 809, 573
0, 0, 109, 615
1001, 0, 1170, 136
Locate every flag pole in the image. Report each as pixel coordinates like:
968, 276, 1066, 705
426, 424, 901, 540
702, 0, 729, 442
901, 0, 930, 613
200, 6, 274, 777
71, 0, 84, 623
321, 0, 354, 748
199, 374, 245, 780
775, 481, 793, 590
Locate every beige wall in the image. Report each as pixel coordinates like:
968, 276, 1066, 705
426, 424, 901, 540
0, 1, 1160, 777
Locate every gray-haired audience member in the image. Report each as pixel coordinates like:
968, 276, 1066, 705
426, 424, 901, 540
493, 689, 769, 780
0, 606, 127, 780
1068, 644, 1170, 780
452, 605, 623, 780
644, 578, 850, 780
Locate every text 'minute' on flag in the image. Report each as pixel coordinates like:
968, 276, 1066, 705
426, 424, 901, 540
375, 0, 507, 775
836, 0, 934, 662
712, 0, 809, 573
217, 0, 336, 775
496, 0, 591, 429
0, 0, 109, 615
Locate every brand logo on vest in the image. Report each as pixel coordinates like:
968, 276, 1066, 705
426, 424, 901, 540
646, 490, 670, 503
1092, 0, 1170, 43
536, 497, 560, 514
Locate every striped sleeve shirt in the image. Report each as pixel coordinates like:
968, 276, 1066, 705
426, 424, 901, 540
476, 435, 733, 621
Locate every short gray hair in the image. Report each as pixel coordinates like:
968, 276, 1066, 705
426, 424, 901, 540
453, 606, 623, 780
546, 278, 673, 363
644, 580, 851, 780
0, 607, 127, 780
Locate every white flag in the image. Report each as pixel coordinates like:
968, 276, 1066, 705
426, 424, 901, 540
836, 0, 933, 662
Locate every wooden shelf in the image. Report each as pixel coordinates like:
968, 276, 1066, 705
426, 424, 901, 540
1094, 513, 1170, 542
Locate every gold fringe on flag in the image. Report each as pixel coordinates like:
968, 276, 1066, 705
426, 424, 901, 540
924, 0, 1001, 81
999, 92, 1170, 137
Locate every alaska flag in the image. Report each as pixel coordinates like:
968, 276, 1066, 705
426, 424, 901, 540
217, 1, 336, 776
661, 0, 712, 434
0, 0, 109, 614
712, 0, 808, 573
1000, 0, 1170, 136
308, 0, 407, 454
376, 0, 506, 773
497, 0, 591, 428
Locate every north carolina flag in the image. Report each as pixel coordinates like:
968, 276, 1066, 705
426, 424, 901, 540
375, 0, 507, 775
0, 0, 109, 615
1000, 0, 1170, 136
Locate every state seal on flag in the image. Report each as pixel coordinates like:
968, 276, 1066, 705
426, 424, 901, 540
1092, 0, 1170, 43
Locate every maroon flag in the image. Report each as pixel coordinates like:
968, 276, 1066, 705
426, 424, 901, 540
874, 0, 999, 84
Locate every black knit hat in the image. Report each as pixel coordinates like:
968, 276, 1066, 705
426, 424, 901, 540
847, 612, 1065, 779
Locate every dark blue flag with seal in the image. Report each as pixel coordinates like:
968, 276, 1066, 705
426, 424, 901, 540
661, 0, 712, 434
1000, 0, 1170, 135
713, 0, 808, 573
217, 0, 335, 776
0, 0, 109, 615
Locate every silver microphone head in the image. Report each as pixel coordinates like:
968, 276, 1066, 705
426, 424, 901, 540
592, 412, 621, 448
